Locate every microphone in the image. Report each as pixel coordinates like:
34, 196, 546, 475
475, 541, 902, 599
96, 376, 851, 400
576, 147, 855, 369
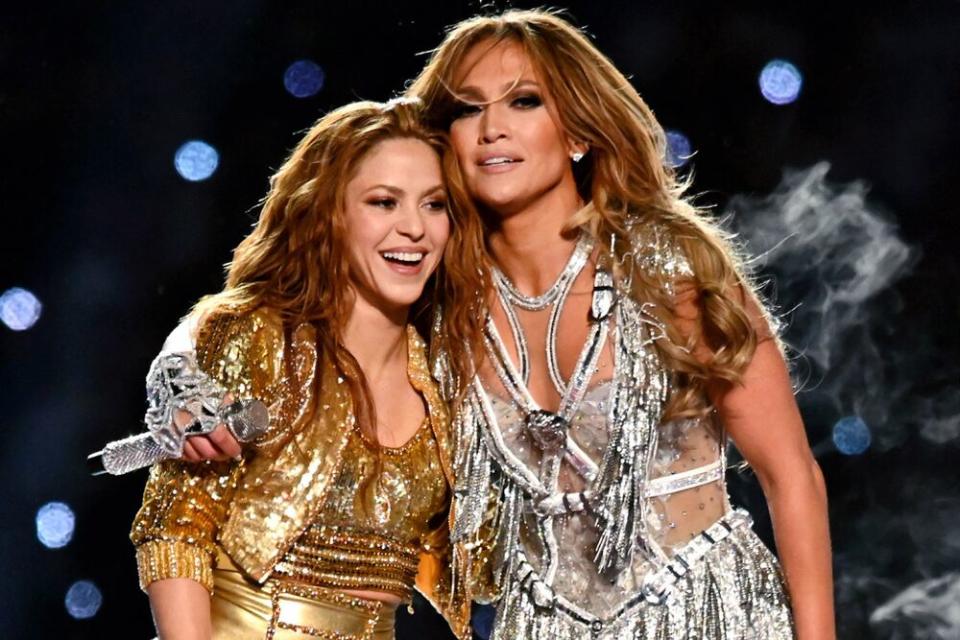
87, 351, 270, 476
88, 399, 269, 475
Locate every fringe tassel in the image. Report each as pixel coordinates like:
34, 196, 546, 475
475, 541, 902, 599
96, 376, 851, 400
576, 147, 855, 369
593, 299, 668, 579
452, 398, 488, 541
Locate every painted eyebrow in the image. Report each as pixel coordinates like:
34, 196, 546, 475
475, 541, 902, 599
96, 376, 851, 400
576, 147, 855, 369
455, 79, 541, 102
422, 184, 446, 196
363, 185, 404, 196
363, 184, 446, 198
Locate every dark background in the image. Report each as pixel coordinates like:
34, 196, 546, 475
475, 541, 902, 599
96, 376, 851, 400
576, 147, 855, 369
2, 1, 958, 638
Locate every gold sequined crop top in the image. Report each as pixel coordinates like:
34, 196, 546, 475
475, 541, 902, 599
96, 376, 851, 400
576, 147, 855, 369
273, 416, 450, 598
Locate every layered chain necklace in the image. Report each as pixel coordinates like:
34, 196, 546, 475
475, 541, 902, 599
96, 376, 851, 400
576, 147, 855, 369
490, 234, 594, 392
491, 235, 592, 312
485, 234, 614, 479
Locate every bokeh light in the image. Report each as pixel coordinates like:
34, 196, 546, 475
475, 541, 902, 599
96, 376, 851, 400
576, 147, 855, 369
283, 59, 325, 98
65, 581, 102, 619
36, 502, 75, 549
174, 140, 219, 182
759, 59, 803, 105
665, 129, 693, 168
832, 415, 872, 455
0, 287, 42, 331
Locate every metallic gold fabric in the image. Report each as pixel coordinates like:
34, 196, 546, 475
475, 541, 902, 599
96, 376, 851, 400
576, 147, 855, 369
273, 412, 449, 598
131, 309, 470, 638
274, 525, 422, 599
212, 550, 396, 640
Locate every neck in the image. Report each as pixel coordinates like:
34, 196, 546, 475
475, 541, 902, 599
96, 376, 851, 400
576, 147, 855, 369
487, 181, 583, 296
342, 295, 408, 381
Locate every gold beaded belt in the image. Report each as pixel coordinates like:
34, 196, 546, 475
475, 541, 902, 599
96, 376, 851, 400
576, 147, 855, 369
273, 524, 420, 599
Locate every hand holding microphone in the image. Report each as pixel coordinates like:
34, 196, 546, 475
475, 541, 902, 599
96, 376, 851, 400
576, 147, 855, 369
88, 351, 269, 476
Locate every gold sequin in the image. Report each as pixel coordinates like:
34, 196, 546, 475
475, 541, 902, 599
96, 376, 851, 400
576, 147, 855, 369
272, 419, 447, 600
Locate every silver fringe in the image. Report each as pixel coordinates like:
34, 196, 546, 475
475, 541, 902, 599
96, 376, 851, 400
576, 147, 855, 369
592, 298, 669, 579
490, 523, 794, 640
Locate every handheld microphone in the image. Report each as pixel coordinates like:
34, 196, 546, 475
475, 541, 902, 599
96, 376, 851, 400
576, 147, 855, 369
87, 351, 270, 476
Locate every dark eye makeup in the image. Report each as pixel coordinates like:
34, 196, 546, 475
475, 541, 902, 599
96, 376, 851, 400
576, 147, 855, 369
425, 198, 448, 211
367, 197, 397, 208
511, 93, 543, 108
450, 91, 543, 120
451, 101, 482, 119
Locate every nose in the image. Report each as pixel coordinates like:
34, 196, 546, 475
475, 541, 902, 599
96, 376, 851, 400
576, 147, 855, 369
395, 202, 425, 240
479, 102, 508, 144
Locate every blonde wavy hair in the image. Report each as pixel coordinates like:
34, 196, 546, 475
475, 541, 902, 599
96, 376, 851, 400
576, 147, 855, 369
195, 99, 488, 438
407, 9, 777, 420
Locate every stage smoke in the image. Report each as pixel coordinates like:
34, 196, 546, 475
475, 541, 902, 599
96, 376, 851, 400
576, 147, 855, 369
727, 162, 960, 637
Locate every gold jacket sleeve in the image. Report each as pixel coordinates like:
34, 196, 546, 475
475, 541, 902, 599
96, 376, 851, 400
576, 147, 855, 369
129, 308, 285, 593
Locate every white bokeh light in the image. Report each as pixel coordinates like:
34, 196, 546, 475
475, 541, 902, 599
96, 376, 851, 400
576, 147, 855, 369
36, 501, 75, 549
0, 287, 42, 331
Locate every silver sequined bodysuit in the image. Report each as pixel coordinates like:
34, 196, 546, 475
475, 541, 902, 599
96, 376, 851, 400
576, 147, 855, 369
446, 230, 796, 640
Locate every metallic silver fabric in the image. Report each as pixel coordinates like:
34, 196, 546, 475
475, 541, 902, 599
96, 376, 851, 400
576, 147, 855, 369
449, 230, 796, 639
143, 351, 231, 455
490, 516, 794, 640
92, 352, 269, 475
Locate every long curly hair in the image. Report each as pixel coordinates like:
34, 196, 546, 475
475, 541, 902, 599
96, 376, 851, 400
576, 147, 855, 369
407, 9, 777, 420
195, 99, 488, 439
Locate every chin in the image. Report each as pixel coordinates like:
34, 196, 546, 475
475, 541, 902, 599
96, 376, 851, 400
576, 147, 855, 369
468, 176, 522, 206
378, 285, 429, 310
476, 189, 528, 214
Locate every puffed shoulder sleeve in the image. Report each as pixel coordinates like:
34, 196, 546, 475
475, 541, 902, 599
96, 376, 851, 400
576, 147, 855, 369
194, 308, 287, 412
627, 221, 695, 295
130, 307, 286, 594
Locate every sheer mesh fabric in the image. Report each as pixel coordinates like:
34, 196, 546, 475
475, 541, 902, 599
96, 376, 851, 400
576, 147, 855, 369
487, 386, 729, 618
648, 418, 728, 551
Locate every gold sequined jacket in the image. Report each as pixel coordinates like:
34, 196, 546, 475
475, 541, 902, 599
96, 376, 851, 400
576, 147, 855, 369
130, 308, 470, 638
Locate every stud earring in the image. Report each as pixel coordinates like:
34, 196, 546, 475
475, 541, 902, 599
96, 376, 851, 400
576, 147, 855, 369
571, 151, 585, 163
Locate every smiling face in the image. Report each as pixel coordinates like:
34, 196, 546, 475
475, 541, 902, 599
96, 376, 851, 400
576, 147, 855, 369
343, 137, 450, 316
448, 40, 579, 216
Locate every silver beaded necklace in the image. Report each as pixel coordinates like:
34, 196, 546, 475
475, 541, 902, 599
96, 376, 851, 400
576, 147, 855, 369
491, 234, 593, 312
486, 233, 615, 480
491, 234, 595, 393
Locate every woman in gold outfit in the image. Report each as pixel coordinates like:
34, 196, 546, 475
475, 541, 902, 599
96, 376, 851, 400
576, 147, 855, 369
130, 99, 485, 639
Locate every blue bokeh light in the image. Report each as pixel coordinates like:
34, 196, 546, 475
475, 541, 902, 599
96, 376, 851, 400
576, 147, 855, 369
174, 140, 219, 182
832, 416, 872, 455
0, 287, 42, 331
665, 129, 693, 168
284, 60, 325, 98
65, 580, 102, 619
36, 502, 75, 549
759, 59, 803, 105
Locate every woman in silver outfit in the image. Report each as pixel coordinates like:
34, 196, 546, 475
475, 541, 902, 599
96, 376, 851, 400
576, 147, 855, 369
404, 9, 835, 640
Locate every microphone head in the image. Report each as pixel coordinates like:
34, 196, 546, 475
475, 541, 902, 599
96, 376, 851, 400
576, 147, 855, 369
223, 400, 270, 442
